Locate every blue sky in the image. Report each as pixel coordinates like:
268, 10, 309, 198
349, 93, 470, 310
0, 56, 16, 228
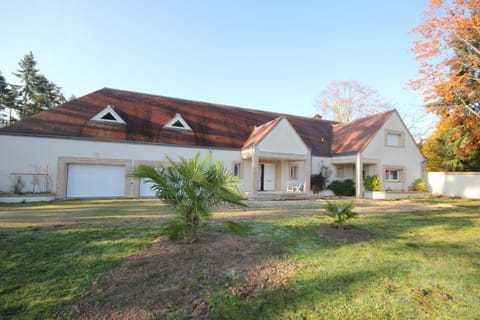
1, 1, 429, 123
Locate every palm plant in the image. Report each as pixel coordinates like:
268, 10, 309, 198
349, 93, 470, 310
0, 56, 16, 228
323, 200, 357, 231
133, 154, 246, 243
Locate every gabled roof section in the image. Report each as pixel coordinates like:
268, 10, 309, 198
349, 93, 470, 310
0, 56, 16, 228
163, 113, 192, 131
242, 117, 282, 149
90, 105, 126, 124
331, 110, 395, 156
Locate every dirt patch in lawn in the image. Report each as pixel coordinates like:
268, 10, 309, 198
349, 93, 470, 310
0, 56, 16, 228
318, 224, 377, 243
73, 231, 300, 319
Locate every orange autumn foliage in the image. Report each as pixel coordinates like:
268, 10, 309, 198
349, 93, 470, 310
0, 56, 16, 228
411, 0, 480, 157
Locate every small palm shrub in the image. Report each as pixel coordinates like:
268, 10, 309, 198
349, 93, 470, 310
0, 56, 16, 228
409, 178, 427, 192
364, 175, 382, 191
323, 201, 357, 231
327, 179, 355, 196
133, 154, 246, 243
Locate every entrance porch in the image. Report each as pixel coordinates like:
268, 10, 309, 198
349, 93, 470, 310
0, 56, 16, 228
331, 154, 378, 198
242, 147, 312, 199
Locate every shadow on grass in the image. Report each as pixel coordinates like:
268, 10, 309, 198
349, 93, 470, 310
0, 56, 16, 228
0, 225, 163, 319
209, 263, 403, 320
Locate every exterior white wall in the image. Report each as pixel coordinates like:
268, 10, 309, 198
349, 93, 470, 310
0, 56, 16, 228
258, 118, 308, 154
311, 156, 334, 184
428, 172, 480, 199
0, 135, 245, 196
362, 112, 425, 191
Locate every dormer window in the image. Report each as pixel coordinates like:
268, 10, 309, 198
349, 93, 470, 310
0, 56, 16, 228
163, 113, 192, 131
91, 105, 126, 124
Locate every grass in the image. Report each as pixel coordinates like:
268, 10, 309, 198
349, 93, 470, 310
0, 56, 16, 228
210, 206, 480, 319
1, 198, 479, 319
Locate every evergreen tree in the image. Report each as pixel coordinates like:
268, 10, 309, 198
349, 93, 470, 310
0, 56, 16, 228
0, 70, 18, 126
13, 52, 65, 119
0, 71, 7, 124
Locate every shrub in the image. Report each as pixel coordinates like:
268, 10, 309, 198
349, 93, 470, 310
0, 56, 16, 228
327, 179, 355, 196
323, 201, 357, 231
409, 178, 427, 192
11, 176, 25, 194
363, 175, 382, 191
311, 173, 328, 193
133, 154, 246, 243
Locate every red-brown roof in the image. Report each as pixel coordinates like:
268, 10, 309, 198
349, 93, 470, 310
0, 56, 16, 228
0, 88, 394, 157
331, 110, 395, 155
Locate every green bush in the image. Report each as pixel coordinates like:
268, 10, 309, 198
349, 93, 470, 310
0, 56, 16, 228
311, 173, 328, 193
409, 178, 427, 192
327, 179, 355, 196
363, 175, 382, 191
323, 200, 357, 231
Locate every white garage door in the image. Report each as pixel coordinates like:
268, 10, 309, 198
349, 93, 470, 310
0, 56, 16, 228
67, 164, 125, 198
139, 178, 157, 197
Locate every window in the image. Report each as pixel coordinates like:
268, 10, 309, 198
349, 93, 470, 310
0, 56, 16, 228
290, 164, 298, 180
336, 166, 344, 178
385, 130, 404, 147
233, 162, 242, 178
385, 169, 401, 181
90, 105, 126, 124
163, 113, 192, 131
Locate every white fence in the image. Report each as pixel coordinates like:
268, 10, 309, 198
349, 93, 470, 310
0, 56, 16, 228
427, 172, 480, 199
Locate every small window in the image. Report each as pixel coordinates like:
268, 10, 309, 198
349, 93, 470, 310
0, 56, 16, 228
91, 105, 126, 124
290, 164, 298, 180
336, 166, 344, 178
171, 120, 185, 128
233, 162, 242, 178
100, 113, 117, 121
385, 130, 404, 147
385, 169, 401, 181
387, 134, 400, 146
163, 113, 192, 131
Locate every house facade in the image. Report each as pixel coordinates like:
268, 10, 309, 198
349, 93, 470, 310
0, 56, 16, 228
0, 88, 425, 199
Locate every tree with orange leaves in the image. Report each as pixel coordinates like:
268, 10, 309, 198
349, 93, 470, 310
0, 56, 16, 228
411, 0, 480, 164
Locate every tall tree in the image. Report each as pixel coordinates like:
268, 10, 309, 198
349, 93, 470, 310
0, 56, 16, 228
314, 80, 389, 122
410, 0, 480, 158
0, 70, 18, 126
0, 71, 7, 125
13, 52, 65, 119
422, 119, 480, 171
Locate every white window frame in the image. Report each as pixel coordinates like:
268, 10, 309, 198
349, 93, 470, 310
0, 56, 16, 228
163, 113, 192, 131
289, 164, 298, 180
385, 130, 404, 147
232, 162, 242, 178
383, 166, 405, 182
336, 166, 344, 178
385, 169, 400, 181
91, 105, 126, 124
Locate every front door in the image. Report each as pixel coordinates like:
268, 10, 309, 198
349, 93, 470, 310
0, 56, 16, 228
258, 163, 275, 191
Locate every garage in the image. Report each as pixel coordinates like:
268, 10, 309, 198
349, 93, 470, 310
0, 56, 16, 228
66, 164, 126, 198
139, 178, 157, 197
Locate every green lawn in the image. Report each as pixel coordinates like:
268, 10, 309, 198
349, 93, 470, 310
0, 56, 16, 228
0, 198, 479, 319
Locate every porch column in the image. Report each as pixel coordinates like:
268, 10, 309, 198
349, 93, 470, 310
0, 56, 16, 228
250, 146, 259, 198
355, 152, 363, 198
303, 149, 311, 193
